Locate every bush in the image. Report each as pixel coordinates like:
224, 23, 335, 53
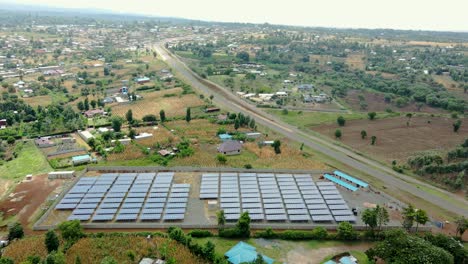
188, 230, 213, 238
219, 228, 242, 238
337, 222, 358, 241
7, 222, 24, 241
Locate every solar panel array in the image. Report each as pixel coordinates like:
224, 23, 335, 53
199, 173, 356, 223
58, 172, 190, 222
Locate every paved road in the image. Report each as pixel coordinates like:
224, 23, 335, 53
154, 44, 468, 217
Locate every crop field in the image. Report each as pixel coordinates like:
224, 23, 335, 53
266, 109, 370, 128
312, 116, 468, 164
3, 235, 203, 264
345, 54, 366, 70
344, 90, 446, 113
110, 88, 205, 119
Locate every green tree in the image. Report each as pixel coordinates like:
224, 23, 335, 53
90, 100, 97, 109
236, 51, 250, 62
77, 101, 85, 111
254, 254, 266, 264
272, 140, 281, 154
249, 118, 256, 129
217, 210, 226, 227
142, 114, 157, 123
414, 209, 429, 232
402, 204, 416, 231
375, 205, 389, 231
360, 130, 367, 139
159, 109, 166, 122
337, 116, 346, 126
74, 256, 82, 264
203, 241, 216, 261
185, 107, 191, 123
125, 109, 133, 123
216, 154, 227, 164
0, 258, 14, 264
45, 230, 60, 253
335, 129, 342, 139
6, 136, 15, 145
111, 117, 123, 132
361, 208, 377, 231
84, 98, 89, 111
57, 220, 83, 242
371, 135, 377, 145
44, 251, 66, 264
366, 229, 454, 264
128, 129, 137, 139
7, 222, 24, 241
336, 221, 357, 240
453, 120, 462, 132
368, 112, 377, 120
236, 212, 251, 238
455, 216, 468, 237
100, 256, 118, 264
234, 118, 240, 130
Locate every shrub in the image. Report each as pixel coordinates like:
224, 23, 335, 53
218, 228, 241, 238
187, 230, 213, 238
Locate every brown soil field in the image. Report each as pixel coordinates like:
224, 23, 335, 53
345, 90, 446, 114
311, 116, 468, 164
0, 174, 64, 234
345, 53, 366, 70
110, 88, 204, 119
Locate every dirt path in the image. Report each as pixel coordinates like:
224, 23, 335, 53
286, 243, 372, 264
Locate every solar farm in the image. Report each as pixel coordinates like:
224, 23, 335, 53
200, 172, 357, 223
55, 172, 190, 222
35, 168, 393, 229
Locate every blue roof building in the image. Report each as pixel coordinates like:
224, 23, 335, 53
72, 154, 91, 165
218, 133, 233, 141
224, 241, 274, 264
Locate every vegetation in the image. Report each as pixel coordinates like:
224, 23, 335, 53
7, 222, 24, 241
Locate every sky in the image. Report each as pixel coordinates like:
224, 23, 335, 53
5, 0, 468, 32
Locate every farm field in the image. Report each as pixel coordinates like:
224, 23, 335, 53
110, 88, 205, 119
343, 89, 447, 113
266, 109, 371, 128
311, 116, 468, 164
2, 235, 203, 264
192, 237, 372, 264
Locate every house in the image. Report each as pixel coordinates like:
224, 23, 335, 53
78, 130, 94, 142
35, 137, 55, 148
275, 91, 288, 98
0, 119, 7, 129
48, 171, 75, 179
217, 140, 242, 155
102, 97, 114, 104
72, 154, 91, 165
224, 241, 274, 264
218, 134, 233, 141
136, 77, 151, 84
245, 132, 261, 139
83, 109, 105, 118
298, 84, 314, 91
204, 107, 220, 113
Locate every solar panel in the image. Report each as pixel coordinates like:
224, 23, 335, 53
318, 186, 338, 190
64, 193, 85, 199
242, 203, 262, 209
287, 209, 309, 215
316, 181, 335, 186
264, 202, 284, 208
307, 204, 328, 210
302, 194, 322, 199
284, 199, 305, 204
116, 213, 138, 221
171, 188, 190, 193
223, 208, 241, 214
61, 198, 81, 204
140, 214, 161, 220
84, 193, 105, 198
285, 203, 306, 209
166, 203, 187, 208
309, 209, 331, 215
266, 214, 287, 221
146, 198, 166, 203
102, 197, 123, 203
124, 198, 145, 203
81, 198, 101, 204
249, 214, 265, 220
305, 199, 325, 204
225, 214, 240, 220
121, 202, 143, 209
323, 194, 343, 200
220, 193, 240, 198
241, 193, 260, 198
76, 203, 98, 209
68, 214, 91, 221
165, 208, 186, 214
200, 188, 218, 194
141, 207, 162, 214
200, 193, 218, 199
311, 215, 334, 222
221, 198, 240, 203
331, 210, 353, 216
144, 203, 165, 208
92, 214, 115, 221
265, 208, 286, 215
242, 198, 261, 203
149, 193, 168, 198
169, 193, 189, 198
334, 215, 357, 222
220, 203, 240, 208
95, 208, 118, 214
99, 202, 121, 208
119, 208, 141, 214
242, 208, 263, 214
320, 190, 340, 195
261, 189, 280, 194
289, 214, 310, 221
261, 193, 281, 198
167, 198, 188, 203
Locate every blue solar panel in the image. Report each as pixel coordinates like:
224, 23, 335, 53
223, 208, 241, 214
289, 214, 310, 221
105, 192, 126, 198
96, 208, 118, 214
200, 193, 218, 199
121, 202, 143, 208
307, 204, 328, 210
334, 215, 357, 222
285, 203, 306, 209
72, 209, 94, 215
124, 198, 145, 203
127, 193, 147, 198
102, 197, 123, 203
119, 208, 141, 214
242, 198, 261, 203
165, 208, 186, 214
331, 210, 353, 216
242, 203, 262, 209
266, 214, 287, 221
242, 208, 263, 214
140, 214, 161, 220
146, 198, 166, 203
76, 203, 98, 209
309, 209, 331, 215
163, 214, 185, 220
56, 203, 76, 209
116, 213, 138, 221
149, 193, 168, 198
99, 202, 121, 208
283, 199, 305, 204
305, 199, 325, 204
287, 209, 309, 215
241, 193, 260, 198
144, 203, 165, 208
68, 214, 91, 221
220, 203, 240, 208
265, 209, 286, 215
264, 203, 284, 209
311, 215, 334, 222
141, 208, 163, 214
166, 203, 187, 208
81, 198, 101, 204
262, 198, 282, 204
169, 193, 188, 198
221, 198, 240, 203
61, 198, 81, 204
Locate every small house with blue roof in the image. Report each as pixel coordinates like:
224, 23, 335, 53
218, 133, 233, 141
224, 241, 274, 264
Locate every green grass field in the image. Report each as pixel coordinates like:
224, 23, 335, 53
0, 141, 52, 181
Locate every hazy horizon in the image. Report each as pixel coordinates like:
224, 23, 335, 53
2, 0, 468, 32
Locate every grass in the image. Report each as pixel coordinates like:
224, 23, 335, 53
0, 141, 52, 181
266, 110, 369, 128
321, 250, 370, 264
